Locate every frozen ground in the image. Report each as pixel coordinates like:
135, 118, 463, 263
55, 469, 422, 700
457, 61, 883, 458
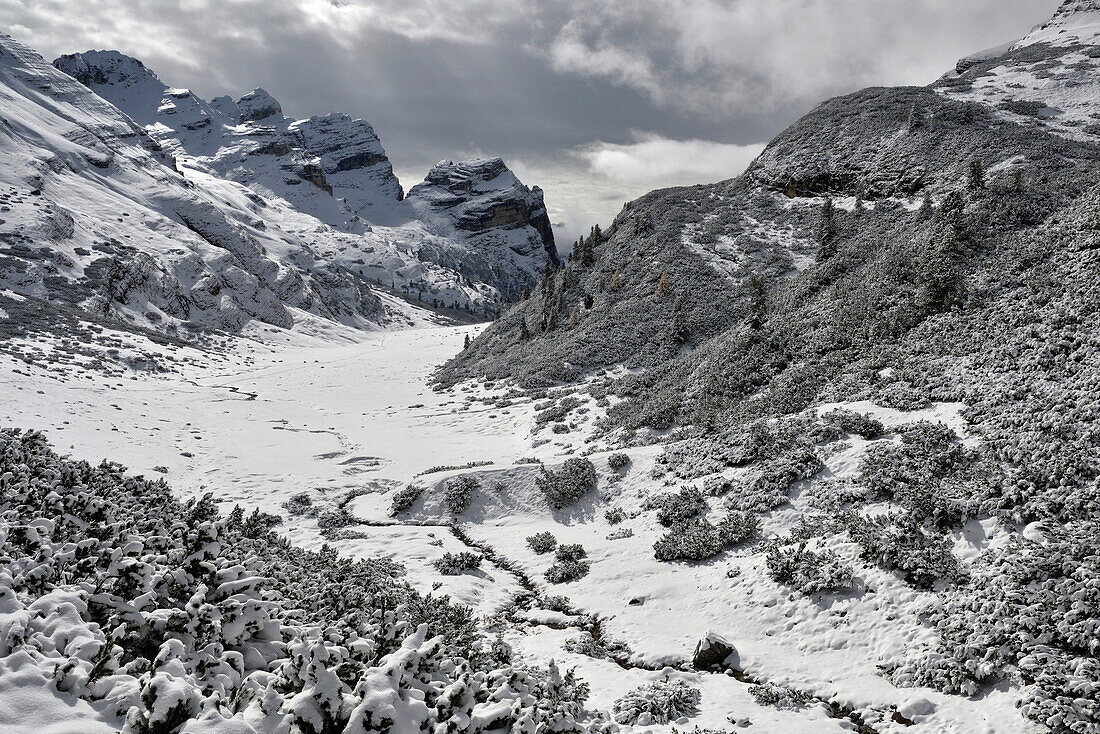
0, 322, 1040, 733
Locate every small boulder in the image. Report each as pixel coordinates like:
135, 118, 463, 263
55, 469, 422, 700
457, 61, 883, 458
693, 631, 739, 671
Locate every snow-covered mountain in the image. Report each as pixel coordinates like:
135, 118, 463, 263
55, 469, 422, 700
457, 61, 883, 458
54, 48, 559, 308
937, 0, 1100, 142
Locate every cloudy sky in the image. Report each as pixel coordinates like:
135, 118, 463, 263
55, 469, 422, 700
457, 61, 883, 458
0, 0, 1062, 245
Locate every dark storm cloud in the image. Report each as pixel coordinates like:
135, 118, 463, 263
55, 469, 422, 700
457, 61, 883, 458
0, 0, 1064, 242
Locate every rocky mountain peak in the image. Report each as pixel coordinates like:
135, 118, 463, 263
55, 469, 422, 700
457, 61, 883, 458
53, 49, 157, 89
236, 87, 282, 122
407, 157, 560, 285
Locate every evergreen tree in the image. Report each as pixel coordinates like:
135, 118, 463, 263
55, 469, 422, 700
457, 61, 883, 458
463, 333, 470, 349
967, 159, 986, 192
816, 198, 838, 260
747, 273, 768, 330
656, 271, 670, 298
518, 318, 531, 341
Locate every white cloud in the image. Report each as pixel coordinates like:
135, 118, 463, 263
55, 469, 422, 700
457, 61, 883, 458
545, 0, 1062, 115
512, 133, 765, 249
578, 132, 764, 188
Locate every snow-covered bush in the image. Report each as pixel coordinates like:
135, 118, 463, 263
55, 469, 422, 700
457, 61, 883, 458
390, 482, 423, 515
877, 382, 932, 411
822, 408, 884, 439
284, 491, 313, 515
527, 531, 558, 554
545, 544, 591, 583
0, 428, 594, 734
443, 474, 479, 515
563, 633, 632, 661
536, 458, 597, 509
608, 452, 631, 470
433, 551, 483, 575
653, 512, 759, 562
849, 513, 962, 589
612, 677, 702, 725
649, 485, 707, 526
891, 522, 1100, 730
748, 682, 813, 710
606, 527, 634, 540
859, 421, 981, 527
765, 542, 855, 594
604, 507, 626, 525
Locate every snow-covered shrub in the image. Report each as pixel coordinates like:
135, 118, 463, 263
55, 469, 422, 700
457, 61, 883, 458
540, 595, 574, 613
849, 513, 962, 588
859, 421, 981, 527
891, 522, 1100, 730
536, 458, 597, 509
604, 507, 626, 524
563, 633, 632, 661
545, 544, 591, 583
649, 485, 707, 526
877, 382, 931, 411
608, 452, 631, 470
801, 479, 870, 512
606, 527, 634, 540
390, 482, 423, 515
284, 491, 314, 515
765, 542, 855, 594
433, 551, 483, 575
612, 677, 702, 725
527, 531, 558, 554
316, 506, 357, 540
443, 474, 479, 515
822, 408, 884, 439
535, 395, 583, 425
653, 512, 759, 562
748, 682, 813, 710
0, 428, 594, 734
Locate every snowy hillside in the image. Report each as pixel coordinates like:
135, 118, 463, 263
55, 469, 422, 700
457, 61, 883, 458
937, 0, 1100, 143
54, 48, 559, 308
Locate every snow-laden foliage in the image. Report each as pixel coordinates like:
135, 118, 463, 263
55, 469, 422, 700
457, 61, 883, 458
653, 512, 759, 562
849, 513, 963, 589
388, 483, 423, 516
603, 508, 626, 525
611, 678, 702, 726
432, 552, 482, 575
442, 474, 479, 516
648, 486, 707, 527
747, 682, 813, 711
536, 459, 597, 510
607, 453, 630, 471
765, 542, 855, 595
526, 531, 558, 554
0, 429, 594, 733
892, 522, 1100, 731
545, 544, 590, 584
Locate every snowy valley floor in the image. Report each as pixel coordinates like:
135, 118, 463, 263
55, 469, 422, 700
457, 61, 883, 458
0, 320, 1041, 734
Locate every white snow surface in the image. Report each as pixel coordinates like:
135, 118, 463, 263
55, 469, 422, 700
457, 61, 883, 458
0, 321, 1042, 733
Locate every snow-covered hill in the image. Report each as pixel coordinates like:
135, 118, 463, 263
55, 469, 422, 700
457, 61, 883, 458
937, 0, 1100, 142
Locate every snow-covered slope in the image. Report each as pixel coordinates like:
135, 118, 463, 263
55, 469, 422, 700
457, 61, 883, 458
54, 49, 559, 307
0, 33, 401, 333
937, 0, 1100, 142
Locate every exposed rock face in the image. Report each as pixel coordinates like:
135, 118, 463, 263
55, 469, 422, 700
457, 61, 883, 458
1, 33, 388, 333
50, 50, 558, 310
236, 87, 282, 122
408, 158, 560, 280
288, 113, 403, 202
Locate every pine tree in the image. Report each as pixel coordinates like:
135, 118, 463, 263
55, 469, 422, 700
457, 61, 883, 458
816, 199, 838, 260
656, 271, 670, 298
463, 333, 470, 349
967, 159, 986, 192
518, 318, 531, 341
747, 273, 768, 330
